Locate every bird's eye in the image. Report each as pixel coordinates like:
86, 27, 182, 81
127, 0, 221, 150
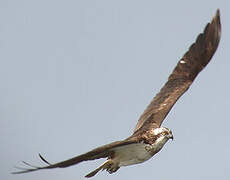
162, 132, 167, 136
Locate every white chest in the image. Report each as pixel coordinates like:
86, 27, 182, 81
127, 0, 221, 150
113, 137, 168, 167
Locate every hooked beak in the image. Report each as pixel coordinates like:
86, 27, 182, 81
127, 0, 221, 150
168, 134, 174, 141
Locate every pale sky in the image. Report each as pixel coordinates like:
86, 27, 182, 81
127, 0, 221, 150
1, 1, 230, 180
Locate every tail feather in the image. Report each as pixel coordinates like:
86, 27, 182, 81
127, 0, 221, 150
85, 160, 113, 178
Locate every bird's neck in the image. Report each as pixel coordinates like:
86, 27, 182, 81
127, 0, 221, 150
147, 135, 170, 155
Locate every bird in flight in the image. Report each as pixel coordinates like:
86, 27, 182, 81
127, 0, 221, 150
13, 9, 221, 178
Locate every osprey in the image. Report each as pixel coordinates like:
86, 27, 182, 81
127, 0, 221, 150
13, 10, 221, 178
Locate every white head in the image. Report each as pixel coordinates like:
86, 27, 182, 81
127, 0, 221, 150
152, 127, 173, 140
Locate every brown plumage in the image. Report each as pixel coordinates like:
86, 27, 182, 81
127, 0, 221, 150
134, 9, 221, 132
12, 9, 221, 177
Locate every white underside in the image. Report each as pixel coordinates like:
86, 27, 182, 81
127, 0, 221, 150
113, 143, 152, 166
112, 136, 168, 167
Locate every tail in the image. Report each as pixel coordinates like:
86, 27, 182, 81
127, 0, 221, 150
85, 160, 113, 178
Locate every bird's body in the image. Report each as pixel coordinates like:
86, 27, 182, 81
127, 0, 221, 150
113, 130, 172, 166
85, 127, 173, 177
110, 143, 154, 167
13, 9, 221, 178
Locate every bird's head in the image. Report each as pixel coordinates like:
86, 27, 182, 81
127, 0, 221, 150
152, 127, 174, 140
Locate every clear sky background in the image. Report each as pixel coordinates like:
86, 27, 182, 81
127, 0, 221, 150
1, 1, 229, 180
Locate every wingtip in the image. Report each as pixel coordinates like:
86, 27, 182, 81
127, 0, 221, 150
214, 9, 221, 21
213, 9, 221, 27
38, 153, 52, 165
216, 9, 220, 17
213, 9, 221, 40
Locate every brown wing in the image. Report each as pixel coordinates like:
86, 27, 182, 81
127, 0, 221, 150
134, 9, 221, 133
12, 139, 137, 174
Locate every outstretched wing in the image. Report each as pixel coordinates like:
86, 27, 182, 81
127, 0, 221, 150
12, 140, 137, 174
134, 9, 221, 133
